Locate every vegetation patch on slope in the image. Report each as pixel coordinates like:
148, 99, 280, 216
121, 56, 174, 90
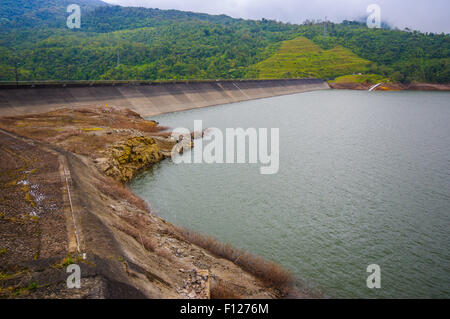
247, 37, 371, 79
330, 73, 389, 84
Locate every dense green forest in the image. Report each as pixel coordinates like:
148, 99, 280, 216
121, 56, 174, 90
0, 0, 448, 83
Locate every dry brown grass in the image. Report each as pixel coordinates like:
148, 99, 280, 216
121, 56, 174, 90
122, 109, 142, 119
95, 176, 150, 213
154, 246, 176, 263
171, 226, 294, 290
0, 107, 166, 142
20, 127, 60, 140
148, 131, 173, 137
113, 222, 157, 252
210, 279, 242, 299
48, 129, 81, 143
65, 134, 110, 155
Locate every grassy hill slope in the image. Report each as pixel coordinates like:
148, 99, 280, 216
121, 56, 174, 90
330, 73, 388, 84
247, 37, 371, 79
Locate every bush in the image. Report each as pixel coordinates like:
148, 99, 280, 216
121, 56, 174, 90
171, 226, 294, 289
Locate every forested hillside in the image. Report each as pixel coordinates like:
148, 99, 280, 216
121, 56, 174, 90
0, 0, 448, 83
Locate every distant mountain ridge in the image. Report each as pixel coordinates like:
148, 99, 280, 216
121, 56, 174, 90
0, 0, 239, 30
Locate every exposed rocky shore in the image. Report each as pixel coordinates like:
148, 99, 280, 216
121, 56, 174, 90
96, 136, 164, 183
0, 107, 310, 299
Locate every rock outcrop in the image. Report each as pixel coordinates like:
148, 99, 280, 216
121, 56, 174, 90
97, 136, 164, 183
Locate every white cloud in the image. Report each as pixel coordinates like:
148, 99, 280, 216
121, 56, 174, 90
102, 0, 450, 33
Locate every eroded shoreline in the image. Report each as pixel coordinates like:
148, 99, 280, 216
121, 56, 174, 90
0, 107, 319, 299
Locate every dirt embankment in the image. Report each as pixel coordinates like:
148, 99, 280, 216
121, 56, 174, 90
0, 107, 310, 299
0, 107, 175, 183
329, 82, 450, 91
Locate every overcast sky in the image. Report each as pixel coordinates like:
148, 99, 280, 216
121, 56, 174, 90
102, 0, 450, 33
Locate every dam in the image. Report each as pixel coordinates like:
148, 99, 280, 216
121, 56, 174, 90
0, 79, 329, 116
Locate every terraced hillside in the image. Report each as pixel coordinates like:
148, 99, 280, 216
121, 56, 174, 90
248, 37, 371, 79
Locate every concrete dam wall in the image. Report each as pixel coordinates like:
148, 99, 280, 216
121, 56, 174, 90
0, 79, 329, 117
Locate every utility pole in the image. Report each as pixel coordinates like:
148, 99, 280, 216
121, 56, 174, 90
324, 16, 328, 37
14, 60, 19, 88
117, 37, 120, 67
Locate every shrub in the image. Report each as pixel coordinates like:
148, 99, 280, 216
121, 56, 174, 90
95, 177, 150, 213
210, 279, 242, 299
171, 226, 294, 290
113, 222, 157, 252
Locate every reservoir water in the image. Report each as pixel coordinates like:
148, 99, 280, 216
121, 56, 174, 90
130, 90, 450, 298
